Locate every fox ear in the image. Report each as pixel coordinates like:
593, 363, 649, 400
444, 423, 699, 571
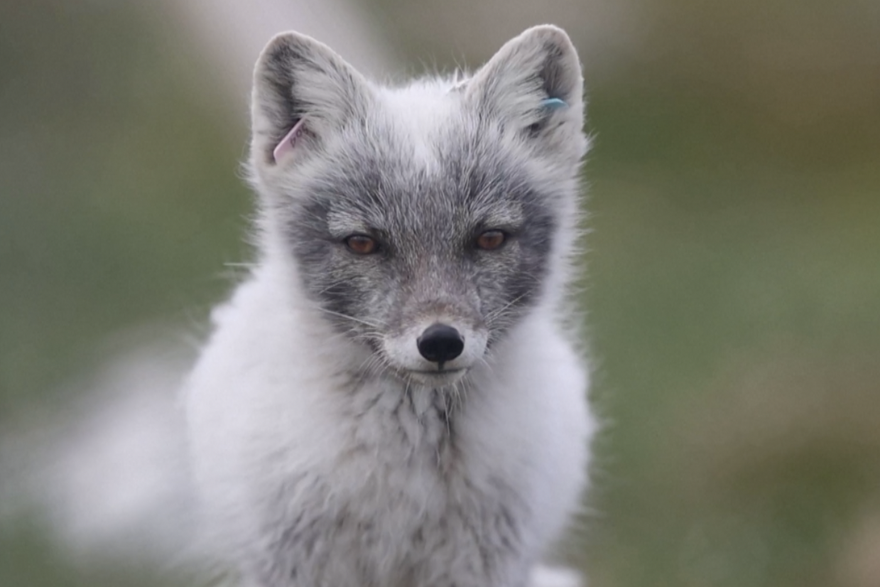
466, 26, 586, 160
251, 32, 372, 166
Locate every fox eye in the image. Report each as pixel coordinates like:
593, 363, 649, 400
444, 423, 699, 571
475, 230, 507, 251
344, 235, 378, 255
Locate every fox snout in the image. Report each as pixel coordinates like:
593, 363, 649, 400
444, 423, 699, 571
379, 302, 489, 386
416, 323, 465, 366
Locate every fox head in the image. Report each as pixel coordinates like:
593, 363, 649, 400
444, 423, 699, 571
247, 26, 588, 387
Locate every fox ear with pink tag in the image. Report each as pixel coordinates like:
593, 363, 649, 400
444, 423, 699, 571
250, 32, 374, 168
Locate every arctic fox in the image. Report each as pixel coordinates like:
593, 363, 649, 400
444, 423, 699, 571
186, 25, 595, 587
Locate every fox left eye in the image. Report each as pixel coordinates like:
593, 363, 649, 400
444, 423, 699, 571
344, 235, 379, 255
475, 230, 507, 251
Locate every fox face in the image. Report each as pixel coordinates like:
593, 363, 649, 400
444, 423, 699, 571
248, 27, 588, 386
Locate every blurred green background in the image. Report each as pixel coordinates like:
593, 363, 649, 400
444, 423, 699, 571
1, 1, 879, 586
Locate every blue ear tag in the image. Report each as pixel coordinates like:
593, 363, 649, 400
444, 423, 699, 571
541, 97, 568, 110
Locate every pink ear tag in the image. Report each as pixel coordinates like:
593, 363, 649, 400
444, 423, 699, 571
272, 118, 306, 163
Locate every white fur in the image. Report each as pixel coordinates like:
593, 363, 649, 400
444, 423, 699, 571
188, 262, 593, 587
187, 25, 594, 587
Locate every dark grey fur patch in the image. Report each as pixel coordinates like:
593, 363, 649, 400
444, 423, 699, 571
279, 113, 559, 352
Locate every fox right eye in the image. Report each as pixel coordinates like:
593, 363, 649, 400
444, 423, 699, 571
475, 230, 507, 251
344, 235, 379, 255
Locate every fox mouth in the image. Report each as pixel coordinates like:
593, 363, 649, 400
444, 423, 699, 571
402, 367, 468, 387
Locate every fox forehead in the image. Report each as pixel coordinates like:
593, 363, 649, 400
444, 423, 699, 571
292, 94, 547, 225
297, 128, 538, 240
371, 79, 463, 170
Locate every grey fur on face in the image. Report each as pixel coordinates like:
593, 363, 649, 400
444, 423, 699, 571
248, 26, 587, 384
281, 116, 559, 349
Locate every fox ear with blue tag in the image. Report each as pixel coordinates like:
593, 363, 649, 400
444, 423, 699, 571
466, 25, 587, 162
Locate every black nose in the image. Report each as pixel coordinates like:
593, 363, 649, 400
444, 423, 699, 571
417, 324, 464, 365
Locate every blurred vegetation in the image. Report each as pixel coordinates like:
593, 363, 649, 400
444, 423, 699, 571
0, 2, 250, 418
581, 4, 880, 586
1, 1, 879, 586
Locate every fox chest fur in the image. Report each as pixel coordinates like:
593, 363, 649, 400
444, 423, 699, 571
187, 270, 589, 587
244, 378, 535, 587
